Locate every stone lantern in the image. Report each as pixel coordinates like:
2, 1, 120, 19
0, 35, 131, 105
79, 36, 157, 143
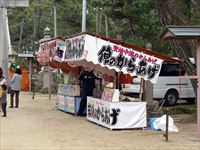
39, 26, 52, 93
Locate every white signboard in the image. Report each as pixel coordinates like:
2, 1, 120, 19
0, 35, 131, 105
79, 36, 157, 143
54, 40, 66, 62
0, 0, 29, 7
87, 97, 147, 129
83, 35, 164, 84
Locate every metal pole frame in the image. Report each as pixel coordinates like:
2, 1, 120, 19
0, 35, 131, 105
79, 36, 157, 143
197, 39, 200, 139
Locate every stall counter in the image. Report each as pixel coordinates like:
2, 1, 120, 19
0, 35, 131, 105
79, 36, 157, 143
57, 95, 85, 115
87, 97, 147, 130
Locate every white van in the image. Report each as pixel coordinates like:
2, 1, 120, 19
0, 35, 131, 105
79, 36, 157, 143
122, 58, 196, 106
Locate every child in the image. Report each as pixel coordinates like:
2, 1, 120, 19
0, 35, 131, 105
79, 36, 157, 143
0, 84, 7, 117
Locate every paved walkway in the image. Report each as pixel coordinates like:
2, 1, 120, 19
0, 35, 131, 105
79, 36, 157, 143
0, 92, 200, 150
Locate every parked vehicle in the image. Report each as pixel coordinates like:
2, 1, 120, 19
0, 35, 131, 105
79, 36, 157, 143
121, 58, 196, 106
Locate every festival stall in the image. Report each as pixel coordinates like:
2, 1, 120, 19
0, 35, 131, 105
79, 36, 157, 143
62, 33, 180, 129
37, 33, 180, 129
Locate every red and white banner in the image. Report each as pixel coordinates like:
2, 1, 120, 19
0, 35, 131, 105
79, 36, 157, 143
37, 38, 66, 65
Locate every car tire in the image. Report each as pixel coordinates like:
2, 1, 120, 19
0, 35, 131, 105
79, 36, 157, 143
164, 90, 178, 106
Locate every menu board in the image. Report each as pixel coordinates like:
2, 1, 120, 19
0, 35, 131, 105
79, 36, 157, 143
101, 88, 119, 102
57, 84, 80, 96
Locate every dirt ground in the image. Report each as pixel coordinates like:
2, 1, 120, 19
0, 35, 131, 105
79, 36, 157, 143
1, 92, 200, 150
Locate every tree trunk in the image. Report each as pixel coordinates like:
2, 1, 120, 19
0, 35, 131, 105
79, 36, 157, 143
32, 0, 41, 51
18, 18, 24, 52
154, 0, 197, 98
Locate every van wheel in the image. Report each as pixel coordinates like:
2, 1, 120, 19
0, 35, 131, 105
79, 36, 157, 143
165, 90, 178, 106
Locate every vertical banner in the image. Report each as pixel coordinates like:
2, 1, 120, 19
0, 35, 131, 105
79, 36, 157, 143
65, 35, 85, 60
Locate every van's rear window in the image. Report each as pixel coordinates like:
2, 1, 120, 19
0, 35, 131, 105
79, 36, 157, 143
159, 64, 185, 76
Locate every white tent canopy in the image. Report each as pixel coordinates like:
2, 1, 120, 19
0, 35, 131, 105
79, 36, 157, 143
37, 33, 181, 84
64, 34, 165, 84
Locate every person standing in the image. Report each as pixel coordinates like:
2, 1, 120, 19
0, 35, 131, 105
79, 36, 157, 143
0, 84, 7, 117
0, 67, 6, 112
9, 68, 22, 108
77, 68, 98, 116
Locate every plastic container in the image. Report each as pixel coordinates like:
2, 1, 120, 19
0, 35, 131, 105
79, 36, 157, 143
149, 117, 156, 130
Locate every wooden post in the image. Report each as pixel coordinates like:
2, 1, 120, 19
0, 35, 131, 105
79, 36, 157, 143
29, 58, 32, 94
48, 64, 51, 100
144, 43, 153, 104
163, 108, 169, 141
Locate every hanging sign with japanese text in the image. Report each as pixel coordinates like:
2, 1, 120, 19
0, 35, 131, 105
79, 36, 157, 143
83, 35, 164, 84
37, 38, 66, 65
65, 35, 85, 60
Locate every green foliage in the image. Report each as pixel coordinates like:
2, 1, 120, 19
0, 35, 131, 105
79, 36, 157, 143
7, 0, 200, 57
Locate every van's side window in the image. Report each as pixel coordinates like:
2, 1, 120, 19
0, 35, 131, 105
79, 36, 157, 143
159, 64, 185, 76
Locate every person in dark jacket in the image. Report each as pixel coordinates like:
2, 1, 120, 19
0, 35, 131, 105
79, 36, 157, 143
77, 68, 98, 116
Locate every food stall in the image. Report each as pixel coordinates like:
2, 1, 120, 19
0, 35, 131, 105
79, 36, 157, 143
62, 33, 179, 129
38, 33, 180, 129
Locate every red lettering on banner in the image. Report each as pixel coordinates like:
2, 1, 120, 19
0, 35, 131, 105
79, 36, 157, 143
152, 59, 157, 63
139, 54, 143, 59
134, 53, 139, 58
41, 41, 56, 51
147, 57, 152, 63
83, 50, 88, 59
143, 56, 147, 61
113, 45, 119, 52
129, 51, 135, 57
118, 47, 124, 54
125, 49, 129, 55
112, 45, 158, 64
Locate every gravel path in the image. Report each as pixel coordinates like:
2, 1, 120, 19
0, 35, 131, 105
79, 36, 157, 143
1, 92, 200, 150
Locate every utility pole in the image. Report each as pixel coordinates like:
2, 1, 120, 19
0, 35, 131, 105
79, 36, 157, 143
95, 6, 100, 35
81, 0, 86, 32
105, 15, 108, 37
18, 18, 24, 51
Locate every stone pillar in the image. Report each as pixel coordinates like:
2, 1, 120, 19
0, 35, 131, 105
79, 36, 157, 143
40, 65, 51, 93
